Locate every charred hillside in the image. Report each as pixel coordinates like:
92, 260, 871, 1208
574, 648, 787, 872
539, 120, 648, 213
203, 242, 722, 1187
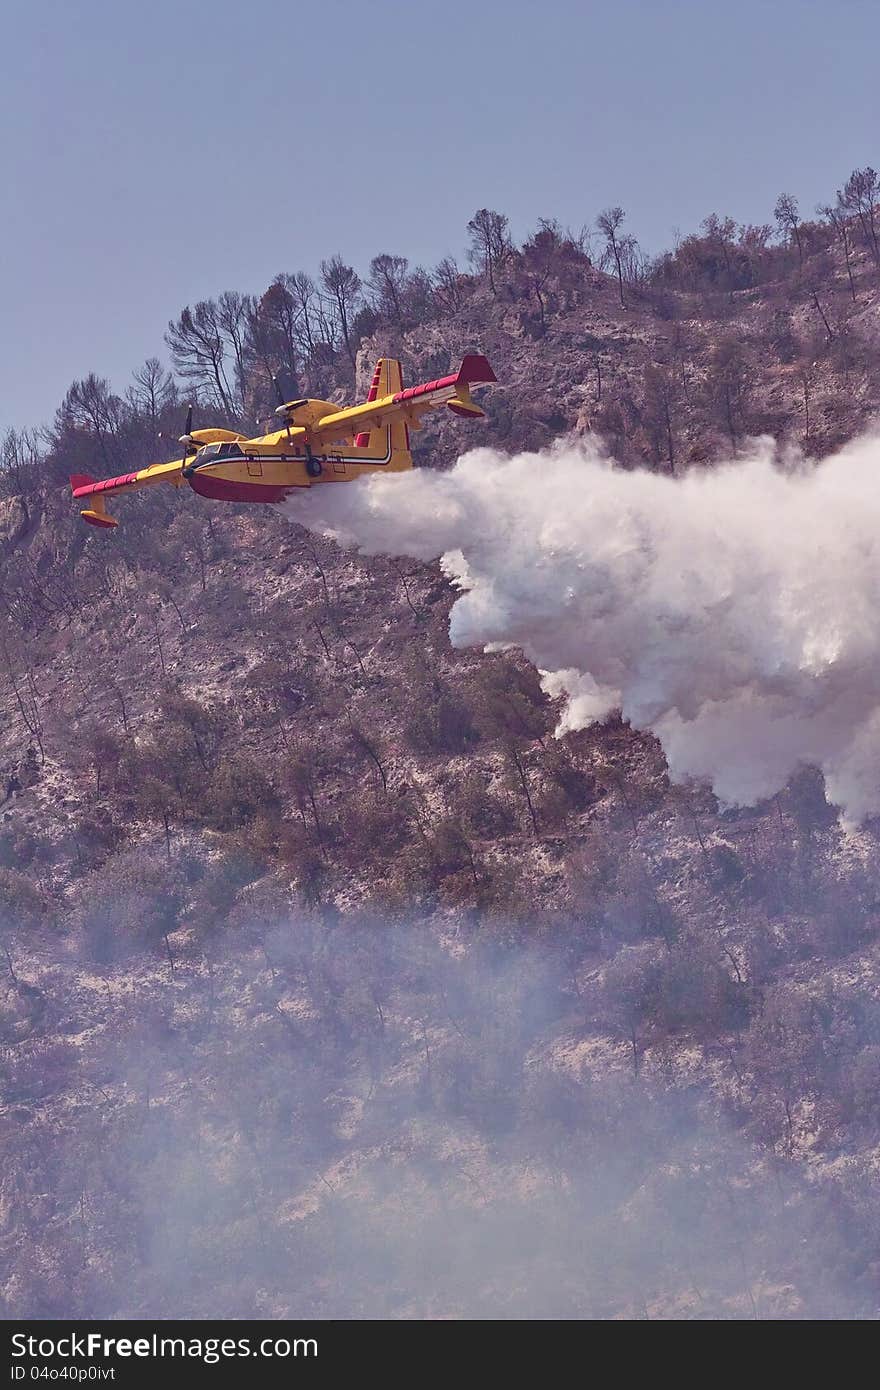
3, 184, 880, 1318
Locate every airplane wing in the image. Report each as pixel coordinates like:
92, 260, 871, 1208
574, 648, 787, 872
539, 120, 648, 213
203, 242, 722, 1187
70, 458, 188, 528
70, 426, 246, 527
305, 355, 497, 447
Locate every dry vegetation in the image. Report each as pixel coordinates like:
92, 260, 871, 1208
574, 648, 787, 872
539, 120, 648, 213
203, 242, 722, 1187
3, 174, 880, 1318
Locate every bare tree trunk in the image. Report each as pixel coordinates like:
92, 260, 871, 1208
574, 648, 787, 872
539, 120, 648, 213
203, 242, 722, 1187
3, 943, 17, 983
111, 682, 129, 733
312, 620, 333, 664
350, 722, 388, 793
0, 639, 45, 762
842, 226, 857, 301
394, 562, 421, 621
510, 745, 539, 836
613, 243, 626, 308
152, 612, 166, 676
344, 638, 368, 679
801, 371, 812, 442
664, 397, 675, 471
811, 292, 834, 343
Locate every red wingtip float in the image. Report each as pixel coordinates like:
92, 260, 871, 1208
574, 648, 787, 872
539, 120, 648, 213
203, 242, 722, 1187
69, 356, 497, 529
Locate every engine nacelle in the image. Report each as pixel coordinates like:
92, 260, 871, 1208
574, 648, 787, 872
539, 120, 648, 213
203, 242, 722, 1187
274, 398, 339, 429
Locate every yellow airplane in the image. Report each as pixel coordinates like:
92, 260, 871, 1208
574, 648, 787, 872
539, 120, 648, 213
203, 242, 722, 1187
70, 355, 496, 528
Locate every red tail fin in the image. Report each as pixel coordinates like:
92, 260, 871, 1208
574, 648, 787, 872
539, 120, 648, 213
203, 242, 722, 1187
69, 474, 96, 494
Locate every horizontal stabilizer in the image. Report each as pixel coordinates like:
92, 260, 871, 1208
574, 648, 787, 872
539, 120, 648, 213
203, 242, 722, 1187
454, 355, 497, 386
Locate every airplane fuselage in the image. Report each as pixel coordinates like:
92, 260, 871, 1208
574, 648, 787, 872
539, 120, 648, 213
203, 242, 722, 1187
183, 427, 408, 505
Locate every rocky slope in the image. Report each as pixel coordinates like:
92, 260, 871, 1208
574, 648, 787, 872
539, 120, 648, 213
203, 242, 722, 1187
2, 212, 880, 1318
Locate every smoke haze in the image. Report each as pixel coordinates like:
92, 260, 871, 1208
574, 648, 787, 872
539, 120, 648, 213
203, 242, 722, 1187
7, 914, 872, 1320
292, 433, 880, 821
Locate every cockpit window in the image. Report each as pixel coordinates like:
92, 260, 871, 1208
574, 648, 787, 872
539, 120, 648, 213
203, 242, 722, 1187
196, 442, 245, 462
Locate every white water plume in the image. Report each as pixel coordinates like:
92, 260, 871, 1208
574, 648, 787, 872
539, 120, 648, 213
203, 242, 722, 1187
290, 432, 880, 822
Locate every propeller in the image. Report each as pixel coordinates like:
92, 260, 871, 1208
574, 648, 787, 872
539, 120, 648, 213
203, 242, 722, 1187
160, 403, 200, 469
272, 372, 294, 442
273, 368, 298, 407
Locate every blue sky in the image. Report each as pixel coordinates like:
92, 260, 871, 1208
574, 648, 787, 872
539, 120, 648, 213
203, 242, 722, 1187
1, 0, 877, 433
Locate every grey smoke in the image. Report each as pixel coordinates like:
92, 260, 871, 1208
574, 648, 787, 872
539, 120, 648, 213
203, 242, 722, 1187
7, 913, 870, 1319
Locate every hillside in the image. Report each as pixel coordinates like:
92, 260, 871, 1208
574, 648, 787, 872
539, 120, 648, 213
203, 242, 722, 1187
3, 190, 880, 1318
